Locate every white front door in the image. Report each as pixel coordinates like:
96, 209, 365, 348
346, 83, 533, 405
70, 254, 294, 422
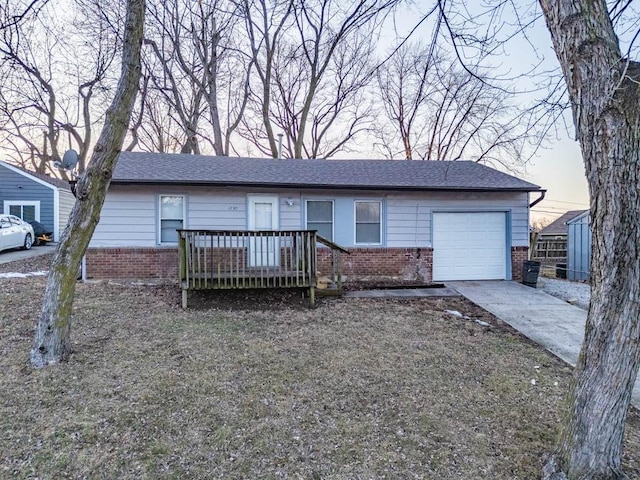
248, 195, 279, 267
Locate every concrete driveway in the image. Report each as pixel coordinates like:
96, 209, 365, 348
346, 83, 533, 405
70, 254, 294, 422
0, 244, 56, 264
448, 280, 640, 408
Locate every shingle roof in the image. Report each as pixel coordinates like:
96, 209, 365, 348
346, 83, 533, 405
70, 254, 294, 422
540, 209, 589, 236
27, 169, 72, 190
0, 160, 71, 190
111, 152, 541, 192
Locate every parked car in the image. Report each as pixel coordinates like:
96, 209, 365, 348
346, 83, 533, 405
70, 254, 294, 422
0, 214, 35, 252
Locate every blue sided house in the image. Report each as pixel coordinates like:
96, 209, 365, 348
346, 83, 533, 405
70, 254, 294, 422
0, 160, 76, 241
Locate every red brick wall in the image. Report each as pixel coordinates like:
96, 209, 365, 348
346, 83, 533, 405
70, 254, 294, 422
86, 245, 526, 283
86, 247, 435, 282
86, 248, 179, 279
511, 246, 529, 282
317, 247, 433, 282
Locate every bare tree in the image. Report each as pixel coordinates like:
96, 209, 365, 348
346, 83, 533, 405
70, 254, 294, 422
239, 0, 398, 158
239, 0, 294, 157
375, 41, 538, 170
127, 73, 193, 153
0, 0, 49, 30
137, 0, 250, 156
30, 0, 145, 368
396, 1, 640, 476
538, 0, 640, 477
0, 0, 119, 175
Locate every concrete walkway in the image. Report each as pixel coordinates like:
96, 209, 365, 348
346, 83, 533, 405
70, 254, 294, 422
448, 280, 640, 408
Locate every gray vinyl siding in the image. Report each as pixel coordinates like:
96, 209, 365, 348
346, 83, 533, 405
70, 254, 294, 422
301, 190, 529, 249
385, 191, 530, 248
91, 186, 531, 249
386, 199, 430, 248
90, 187, 157, 247
0, 164, 54, 230
57, 189, 76, 238
189, 190, 246, 230
280, 194, 302, 231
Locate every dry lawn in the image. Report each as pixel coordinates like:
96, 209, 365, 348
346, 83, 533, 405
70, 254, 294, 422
1, 271, 640, 479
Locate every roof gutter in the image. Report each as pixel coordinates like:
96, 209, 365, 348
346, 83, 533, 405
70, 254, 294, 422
110, 180, 542, 193
529, 189, 546, 208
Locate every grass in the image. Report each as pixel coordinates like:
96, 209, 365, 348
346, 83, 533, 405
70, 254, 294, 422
1, 277, 639, 479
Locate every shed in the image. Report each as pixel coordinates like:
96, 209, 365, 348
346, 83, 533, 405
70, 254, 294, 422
0, 160, 76, 241
533, 209, 588, 263
566, 210, 590, 281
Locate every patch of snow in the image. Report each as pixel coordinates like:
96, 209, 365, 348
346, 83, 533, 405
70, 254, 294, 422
446, 309, 490, 327
537, 277, 590, 311
0, 270, 48, 279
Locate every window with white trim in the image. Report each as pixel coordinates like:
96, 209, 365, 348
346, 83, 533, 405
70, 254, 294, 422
4, 201, 40, 223
158, 195, 185, 244
355, 200, 382, 244
306, 200, 334, 241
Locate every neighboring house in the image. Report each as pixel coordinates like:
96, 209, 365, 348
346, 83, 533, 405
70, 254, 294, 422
567, 210, 591, 281
0, 160, 76, 242
86, 152, 543, 283
533, 209, 588, 263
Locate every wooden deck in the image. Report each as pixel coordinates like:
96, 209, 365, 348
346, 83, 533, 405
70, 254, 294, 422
178, 229, 321, 308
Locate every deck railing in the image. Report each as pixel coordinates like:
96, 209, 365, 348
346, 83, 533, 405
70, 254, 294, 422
178, 229, 318, 307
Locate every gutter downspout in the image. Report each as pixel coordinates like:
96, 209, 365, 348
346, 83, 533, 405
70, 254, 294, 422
528, 189, 546, 261
529, 189, 546, 208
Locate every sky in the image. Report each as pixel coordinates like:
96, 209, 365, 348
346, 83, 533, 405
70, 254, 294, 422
2, 0, 592, 225
526, 134, 589, 223
388, 3, 592, 224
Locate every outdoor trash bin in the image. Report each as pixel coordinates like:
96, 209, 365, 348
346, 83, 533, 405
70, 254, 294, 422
522, 260, 541, 287
556, 263, 567, 279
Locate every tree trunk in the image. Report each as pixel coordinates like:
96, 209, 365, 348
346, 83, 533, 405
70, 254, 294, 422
30, 0, 145, 368
539, 1, 640, 478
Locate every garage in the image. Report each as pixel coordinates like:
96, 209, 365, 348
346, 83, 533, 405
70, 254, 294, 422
432, 212, 507, 281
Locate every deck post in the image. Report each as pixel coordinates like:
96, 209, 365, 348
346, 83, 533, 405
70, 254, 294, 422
176, 229, 346, 308
178, 232, 187, 282
332, 250, 343, 290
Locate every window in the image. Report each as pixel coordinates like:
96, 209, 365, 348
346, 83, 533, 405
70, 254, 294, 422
355, 200, 381, 244
4, 201, 39, 223
306, 200, 333, 241
159, 195, 185, 244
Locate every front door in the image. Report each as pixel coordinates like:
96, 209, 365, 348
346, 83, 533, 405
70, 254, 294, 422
248, 195, 279, 267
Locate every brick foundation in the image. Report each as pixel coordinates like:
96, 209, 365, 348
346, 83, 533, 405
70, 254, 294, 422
86, 248, 179, 279
86, 246, 435, 283
317, 247, 433, 282
511, 246, 529, 282
86, 245, 525, 283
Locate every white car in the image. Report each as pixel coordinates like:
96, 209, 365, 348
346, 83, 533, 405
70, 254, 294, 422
0, 214, 35, 252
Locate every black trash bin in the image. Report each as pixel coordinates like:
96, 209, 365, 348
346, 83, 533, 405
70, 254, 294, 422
522, 260, 541, 287
556, 263, 567, 279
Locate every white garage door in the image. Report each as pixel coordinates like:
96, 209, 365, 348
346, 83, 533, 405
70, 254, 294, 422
432, 212, 507, 281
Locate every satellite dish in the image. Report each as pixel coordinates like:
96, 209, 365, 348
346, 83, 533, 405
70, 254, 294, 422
62, 149, 79, 170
